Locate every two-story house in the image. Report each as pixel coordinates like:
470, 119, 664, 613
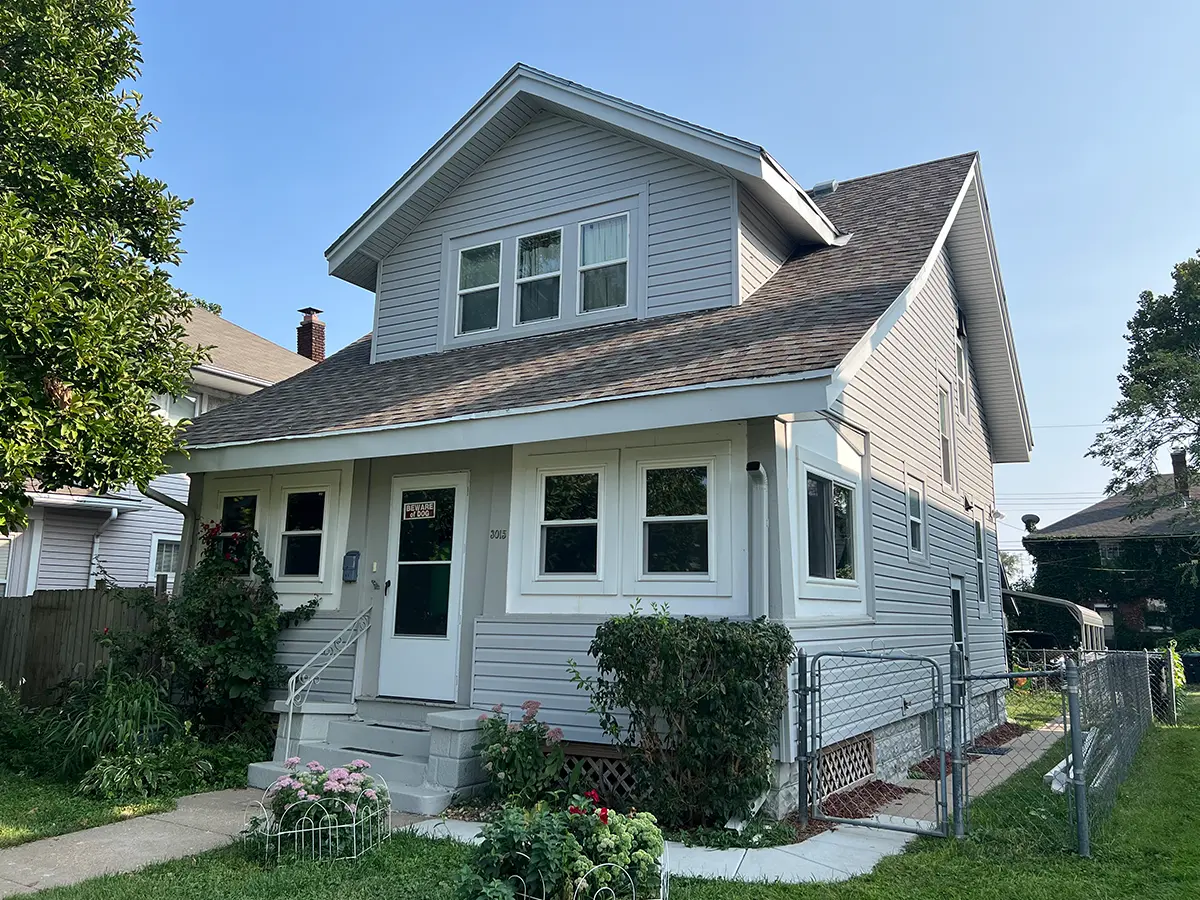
172, 65, 1032, 814
0, 307, 316, 597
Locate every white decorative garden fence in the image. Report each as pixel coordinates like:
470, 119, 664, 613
242, 774, 392, 862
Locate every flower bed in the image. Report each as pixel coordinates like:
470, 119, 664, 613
242, 758, 391, 862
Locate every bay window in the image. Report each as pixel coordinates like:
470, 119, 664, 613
457, 242, 501, 334
516, 229, 562, 324
579, 214, 628, 313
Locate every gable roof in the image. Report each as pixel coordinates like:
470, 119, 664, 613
1025, 475, 1200, 541
184, 307, 314, 387
325, 64, 842, 290
182, 153, 979, 452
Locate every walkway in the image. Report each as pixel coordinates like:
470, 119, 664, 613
411, 818, 916, 884
0, 789, 257, 897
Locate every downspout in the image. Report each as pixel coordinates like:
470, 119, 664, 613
88, 507, 120, 588
746, 461, 770, 620
141, 485, 197, 576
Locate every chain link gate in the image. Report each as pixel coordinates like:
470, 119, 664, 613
798, 650, 950, 838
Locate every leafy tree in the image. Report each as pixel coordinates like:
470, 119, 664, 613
193, 299, 222, 316
1090, 252, 1200, 509
0, 1, 204, 532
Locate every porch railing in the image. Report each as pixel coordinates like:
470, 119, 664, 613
282, 608, 371, 759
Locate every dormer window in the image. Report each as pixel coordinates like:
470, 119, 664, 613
579, 214, 628, 313
516, 230, 562, 324
457, 242, 501, 334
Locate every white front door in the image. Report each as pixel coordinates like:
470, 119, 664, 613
379, 473, 469, 701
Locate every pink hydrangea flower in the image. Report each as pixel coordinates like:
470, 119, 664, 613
507, 722, 521, 733
520, 699, 541, 713
478, 713, 490, 722
546, 727, 564, 744
327, 767, 350, 782
306, 761, 325, 773
284, 757, 301, 769
491, 703, 503, 714
297, 790, 309, 800
363, 788, 378, 801
349, 759, 370, 770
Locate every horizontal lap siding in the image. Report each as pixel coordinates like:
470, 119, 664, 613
36, 509, 107, 590
737, 185, 792, 300
273, 612, 360, 704
374, 112, 735, 361
804, 249, 1006, 747
95, 475, 187, 589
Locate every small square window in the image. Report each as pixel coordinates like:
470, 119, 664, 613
540, 472, 599, 575
457, 243, 501, 333
516, 230, 562, 324
807, 473, 856, 581
280, 490, 325, 577
579, 215, 628, 312
643, 465, 709, 574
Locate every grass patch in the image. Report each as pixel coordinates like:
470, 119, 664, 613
1005, 688, 1064, 729
0, 777, 173, 849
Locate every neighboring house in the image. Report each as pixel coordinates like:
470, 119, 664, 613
172, 65, 1032, 812
2, 308, 316, 597
1023, 455, 1199, 647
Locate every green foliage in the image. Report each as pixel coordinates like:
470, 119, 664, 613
0, 0, 207, 531
107, 523, 317, 737
40, 668, 180, 778
193, 298, 222, 315
475, 701, 568, 807
665, 814, 797, 849
570, 606, 795, 829
1168, 628, 1200, 651
0, 682, 51, 773
457, 796, 663, 900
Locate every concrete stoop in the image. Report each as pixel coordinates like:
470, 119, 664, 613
249, 707, 486, 816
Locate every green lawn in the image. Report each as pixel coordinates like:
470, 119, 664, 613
0, 778, 173, 849
28, 690, 1200, 899
1004, 687, 1065, 729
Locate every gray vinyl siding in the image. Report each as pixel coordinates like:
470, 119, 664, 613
95, 475, 187, 589
374, 111, 735, 360
737, 184, 793, 301
806, 247, 1005, 746
35, 509, 108, 590
273, 611, 360, 704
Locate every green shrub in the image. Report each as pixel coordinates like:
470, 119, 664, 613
107, 523, 316, 738
570, 606, 795, 829
0, 682, 53, 774
1170, 628, 1200, 652
475, 701, 568, 807
457, 795, 662, 900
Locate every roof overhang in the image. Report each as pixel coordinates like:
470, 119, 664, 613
28, 493, 142, 511
1003, 588, 1104, 629
191, 365, 272, 395
325, 64, 842, 291
171, 368, 834, 473
826, 157, 1033, 464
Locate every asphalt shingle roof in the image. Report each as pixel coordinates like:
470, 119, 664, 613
1026, 475, 1200, 540
182, 153, 977, 448
185, 307, 314, 385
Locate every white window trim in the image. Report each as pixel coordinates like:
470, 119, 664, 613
277, 487, 331, 582
513, 227, 564, 327
956, 333, 970, 421
635, 457, 714, 583
938, 379, 956, 490
974, 516, 989, 616
905, 471, 928, 562
455, 240, 502, 336
799, 459, 865, 601
577, 212, 630, 317
148, 533, 182, 583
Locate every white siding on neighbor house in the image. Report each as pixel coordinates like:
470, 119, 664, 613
801, 247, 1005, 747
737, 184, 793, 301
35, 508, 108, 590
374, 111, 736, 360
96, 474, 188, 589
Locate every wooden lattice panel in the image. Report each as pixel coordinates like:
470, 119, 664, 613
810, 732, 875, 799
561, 742, 636, 803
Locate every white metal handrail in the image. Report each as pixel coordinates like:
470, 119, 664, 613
282, 608, 371, 758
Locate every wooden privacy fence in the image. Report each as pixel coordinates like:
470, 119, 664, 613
0, 588, 149, 703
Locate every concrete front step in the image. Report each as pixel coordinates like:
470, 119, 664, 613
294, 740, 428, 786
246, 760, 453, 816
327, 720, 431, 758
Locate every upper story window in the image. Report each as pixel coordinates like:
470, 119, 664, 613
580, 214, 629, 313
1099, 540, 1122, 568
153, 392, 198, 424
457, 242, 502, 334
938, 384, 955, 487
516, 230, 563, 324
443, 194, 642, 349
956, 334, 969, 418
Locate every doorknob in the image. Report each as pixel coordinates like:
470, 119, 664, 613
384, 579, 391, 596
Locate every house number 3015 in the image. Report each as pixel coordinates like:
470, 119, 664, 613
489, 529, 508, 540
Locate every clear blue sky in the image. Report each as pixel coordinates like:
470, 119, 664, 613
131, 1, 1199, 553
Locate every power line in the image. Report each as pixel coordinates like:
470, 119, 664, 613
1030, 423, 1105, 430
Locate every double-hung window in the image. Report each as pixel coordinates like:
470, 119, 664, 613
152, 537, 181, 580
516, 230, 562, 324
457, 242, 501, 334
956, 334, 969, 418
806, 472, 856, 581
218, 493, 258, 574
974, 519, 987, 613
938, 385, 955, 487
280, 490, 326, 577
642, 464, 710, 574
579, 214, 628, 313
907, 478, 926, 557
152, 392, 198, 424
539, 472, 599, 575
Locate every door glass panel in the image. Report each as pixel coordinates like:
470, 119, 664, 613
395, 488, 455, 637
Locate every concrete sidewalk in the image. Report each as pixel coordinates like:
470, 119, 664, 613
0, 789, 258, 897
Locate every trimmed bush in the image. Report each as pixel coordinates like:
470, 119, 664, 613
571, 607, 794, 828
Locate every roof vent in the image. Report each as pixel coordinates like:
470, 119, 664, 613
1021, 514, 1040, 533
809, 179, 838, 196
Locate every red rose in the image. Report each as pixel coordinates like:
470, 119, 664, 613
568, 805, 583, 815
597, 808, 609, 825
585, 790, 601, 804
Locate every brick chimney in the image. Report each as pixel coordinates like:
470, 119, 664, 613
297, 307, 325, 363
1171, 449, 1190, 499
